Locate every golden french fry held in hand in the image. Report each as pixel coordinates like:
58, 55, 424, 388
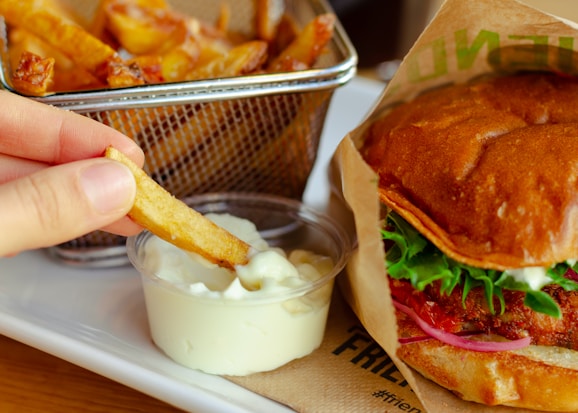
104, 147, 251, 269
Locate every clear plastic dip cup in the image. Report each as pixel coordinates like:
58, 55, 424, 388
127, 192, 351, 376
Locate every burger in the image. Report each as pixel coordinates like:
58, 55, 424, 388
358, 72, 578, 411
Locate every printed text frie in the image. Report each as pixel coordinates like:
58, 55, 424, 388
332, 325, 408, 387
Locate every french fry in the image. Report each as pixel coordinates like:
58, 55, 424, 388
182, 16, 232, 68
255, 0, 284, 43
106, 55, 164, 88
11, 51, 55, 96
134, 0, 170, 7
104, 146, 251, 269
52, 67, 103, 92
8, 28, 70, 70
104, 0, 187, 55
267, 13, 335, 72
160, 34, 200, 82
215, 3, 231, 33
185, 40, 267, 80
8, 28, 104, 92
270, 13, 299, 56
0, 0, 119, 81
89, 0, 121, 49
106, 60, 146, 88
194, 40, 229, 69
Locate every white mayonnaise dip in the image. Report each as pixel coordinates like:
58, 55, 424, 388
504, 260, 577, 291
504, 266, 553, 291
140, 213, 335, 376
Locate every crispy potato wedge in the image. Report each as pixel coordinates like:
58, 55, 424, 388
8, 27, 70, 69
106, 55, 164, 87
106, 60, 146, 88
0, 0, 119, 80
215, 3, 231, 33
185, 40, 267, 80
52, 67, 103, 91
267, 13, 335, 72
270, 13, 299, 56
255, 0, 284, 43
11, 51, 55, 96
8, 27, 104, 91
160, 34, 200, 82
104, 0, 187, 55
105, 146, 251, 269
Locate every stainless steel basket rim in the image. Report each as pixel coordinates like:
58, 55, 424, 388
26, 65, 355, 112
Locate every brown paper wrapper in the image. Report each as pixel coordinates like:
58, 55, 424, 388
328, 0, 578, 412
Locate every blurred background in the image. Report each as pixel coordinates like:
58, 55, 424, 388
327, 0, 436, 69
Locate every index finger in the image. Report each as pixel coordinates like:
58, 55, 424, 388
0, 90, 144, 166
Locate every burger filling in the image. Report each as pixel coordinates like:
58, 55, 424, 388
383, 211, 578, 350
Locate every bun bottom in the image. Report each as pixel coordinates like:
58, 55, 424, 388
397, 337, 578, 411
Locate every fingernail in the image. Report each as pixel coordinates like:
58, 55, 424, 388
80, 161, 136, 214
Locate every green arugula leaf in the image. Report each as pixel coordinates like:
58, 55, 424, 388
547, 264, 578, 291
382, 211, 578, 318
524, 290, 561, 318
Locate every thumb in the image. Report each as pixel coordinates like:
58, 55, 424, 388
0, 158, 136, 256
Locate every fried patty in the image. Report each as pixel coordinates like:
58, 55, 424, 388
390, 278, 578, 349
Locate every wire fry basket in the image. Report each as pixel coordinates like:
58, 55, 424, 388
0, 0, 357, 267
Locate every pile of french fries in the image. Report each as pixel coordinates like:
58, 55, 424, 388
0, 0, 336, 96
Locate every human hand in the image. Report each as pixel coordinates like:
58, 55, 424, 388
0, 90, 144, 257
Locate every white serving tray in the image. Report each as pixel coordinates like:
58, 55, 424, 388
0, 76, 384, 413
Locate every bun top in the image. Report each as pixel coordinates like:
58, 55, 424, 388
361, 73, 578, 270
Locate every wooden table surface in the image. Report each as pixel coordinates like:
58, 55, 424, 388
0, 334, 185, 412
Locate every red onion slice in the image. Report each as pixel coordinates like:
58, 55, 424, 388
565, 267, 578, 282
393, 300, 531, 352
